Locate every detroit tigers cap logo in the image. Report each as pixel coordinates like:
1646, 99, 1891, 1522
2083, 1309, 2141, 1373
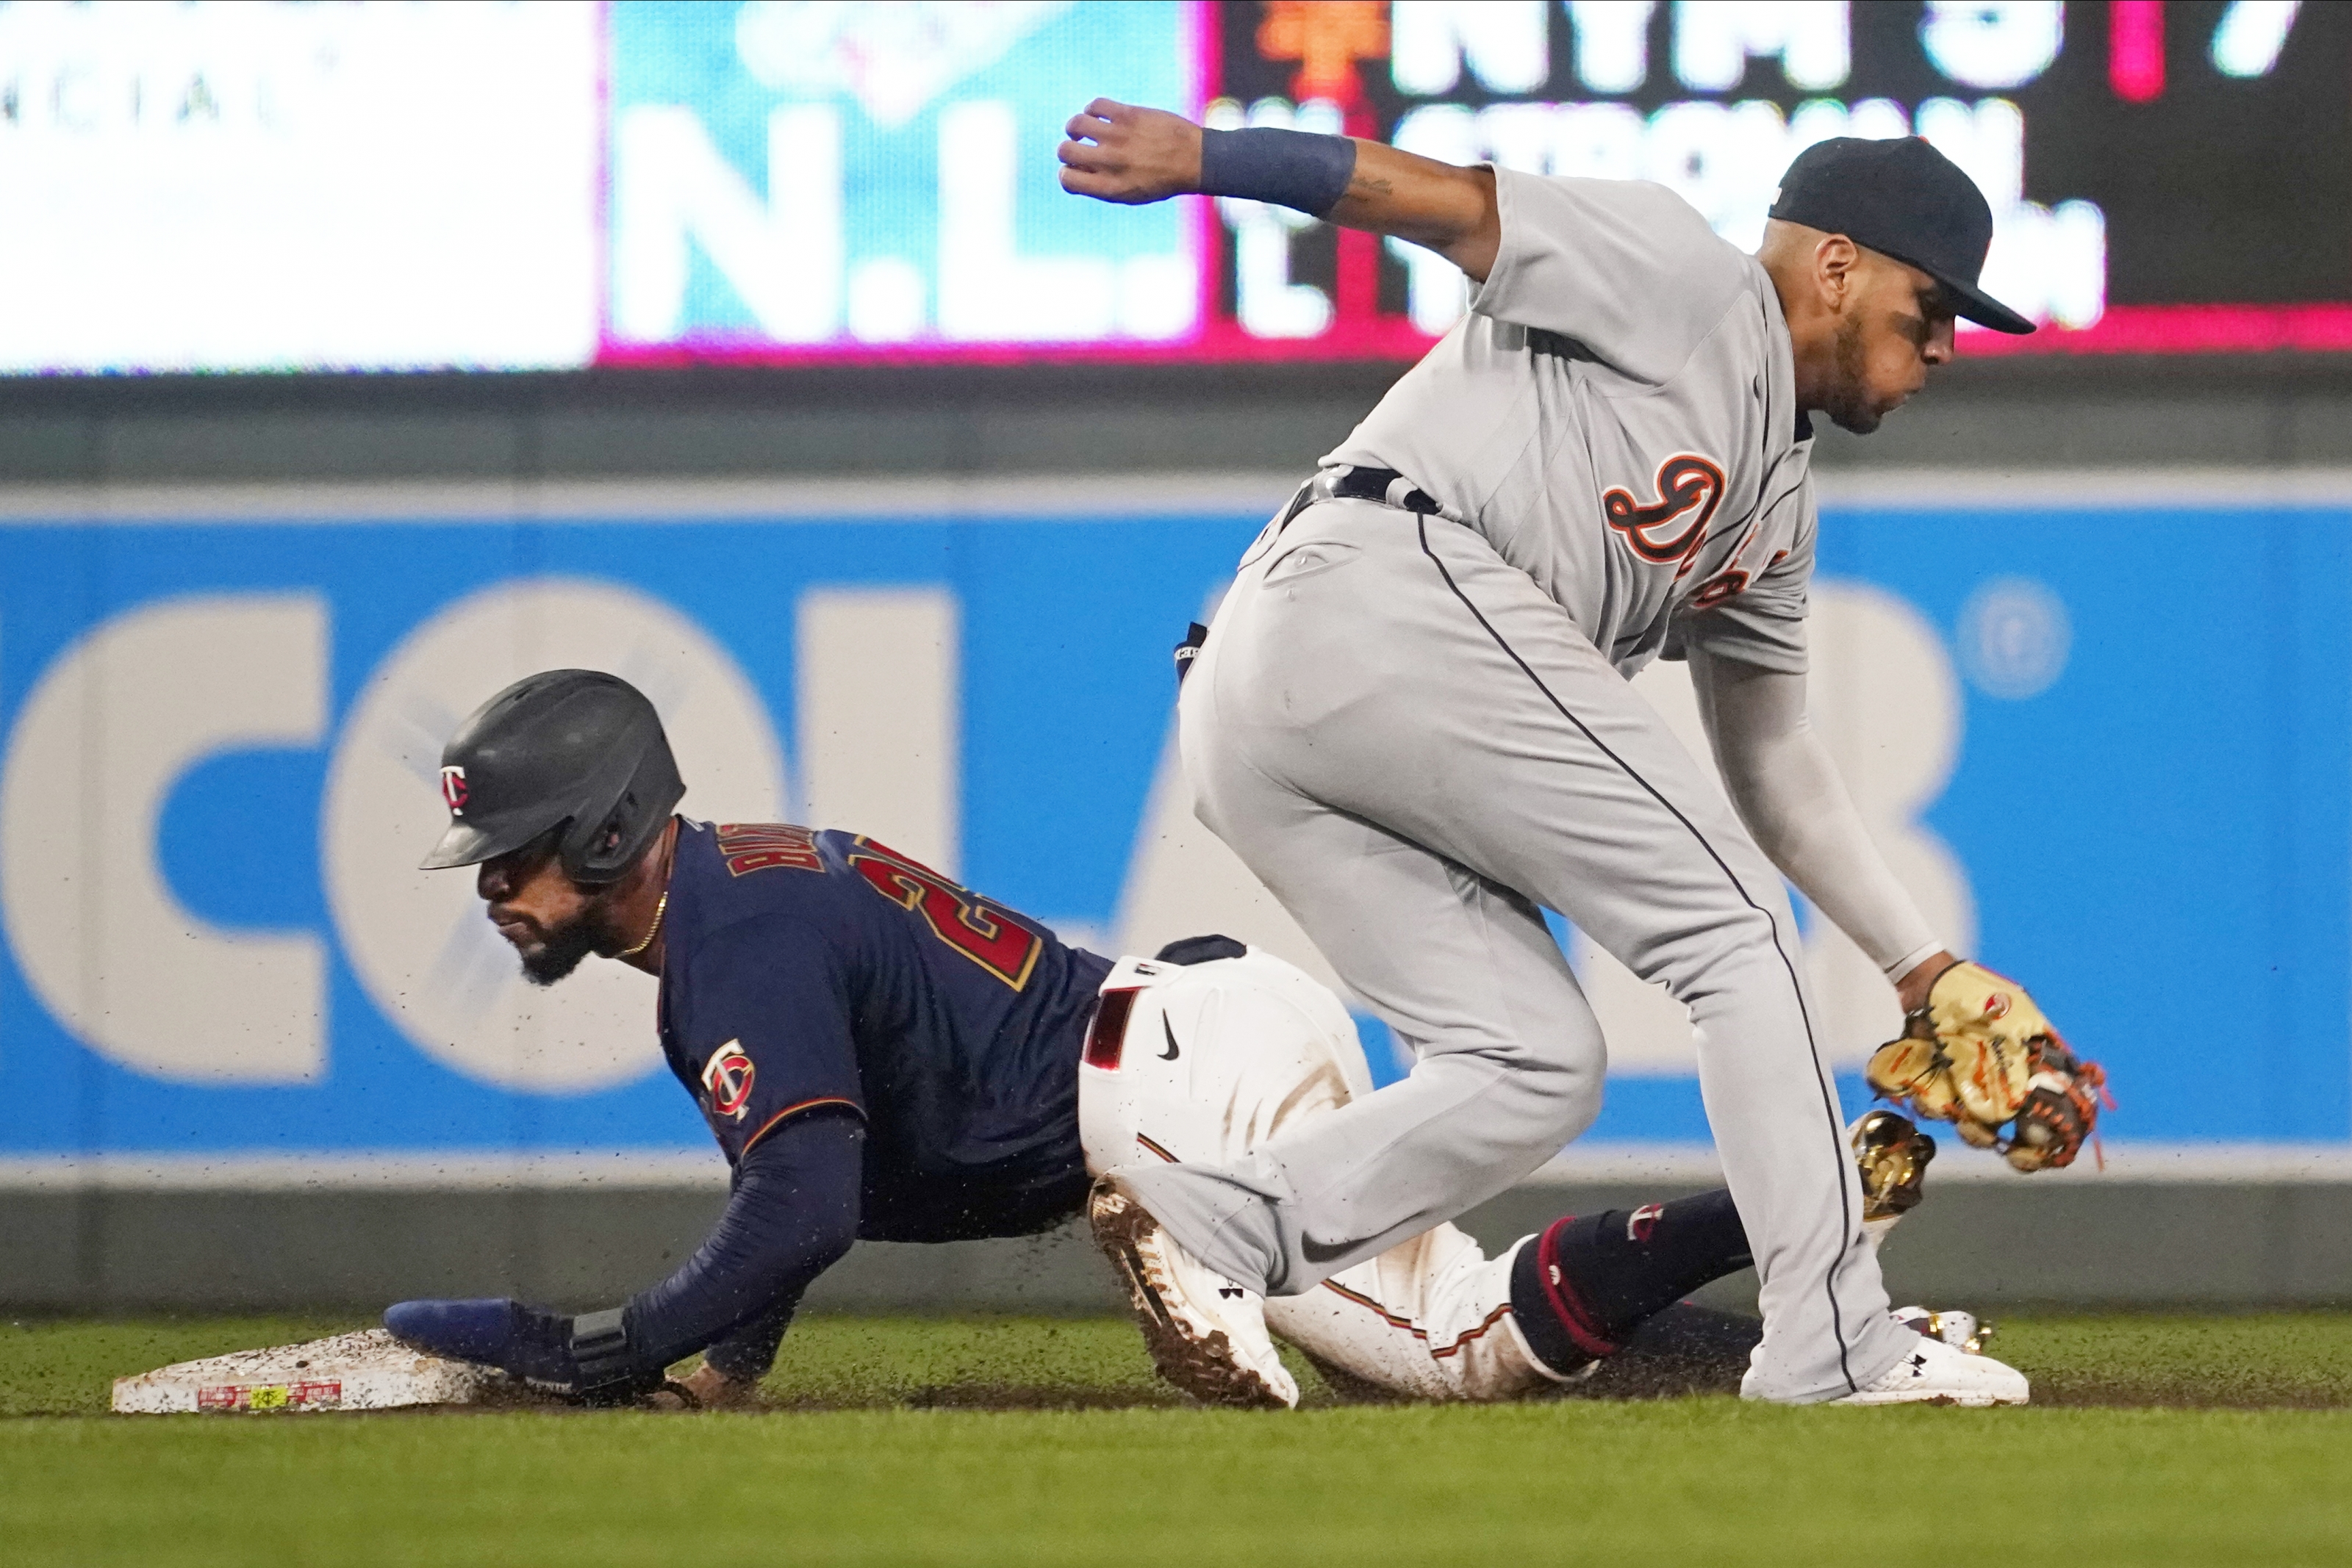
439, 765, 468, 815
700, 1042, 756, 1121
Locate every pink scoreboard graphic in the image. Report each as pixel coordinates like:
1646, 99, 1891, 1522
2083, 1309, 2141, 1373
0, 3, 2339, 375
600, 1, 2352, 367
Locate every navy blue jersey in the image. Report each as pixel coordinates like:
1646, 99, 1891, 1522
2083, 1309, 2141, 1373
655, 819, 1110, 1242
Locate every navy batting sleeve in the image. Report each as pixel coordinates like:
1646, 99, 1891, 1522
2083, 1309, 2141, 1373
620, 1108, 864, 1374
701, 1295, 798, 1383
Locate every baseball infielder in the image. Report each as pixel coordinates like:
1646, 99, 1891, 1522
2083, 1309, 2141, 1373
1060, 107, 2073, 1405
379, 672, 1978, 1409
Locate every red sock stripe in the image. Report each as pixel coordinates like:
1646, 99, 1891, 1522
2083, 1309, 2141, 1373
1535, 1218, 1622, 1358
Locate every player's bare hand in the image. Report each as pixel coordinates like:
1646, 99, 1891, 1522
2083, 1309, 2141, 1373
1894, 949, 1959, 1015
1058, 98, 1200, 205
665, 1360, 764, 1411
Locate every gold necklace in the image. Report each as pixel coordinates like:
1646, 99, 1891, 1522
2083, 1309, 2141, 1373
614, 888, 668, 959
614, 827, 678, 961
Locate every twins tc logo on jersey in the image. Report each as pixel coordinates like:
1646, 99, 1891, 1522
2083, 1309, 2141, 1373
1602, 454, 1725, 572
439, 766, 467, 815
700, 1042, 756, 1121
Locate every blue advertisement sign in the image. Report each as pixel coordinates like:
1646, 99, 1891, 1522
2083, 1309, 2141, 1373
0, 494, 2345, 1164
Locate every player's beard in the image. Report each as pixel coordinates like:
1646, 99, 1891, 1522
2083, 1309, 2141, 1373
512, 907, 609, 987
1822, 314, 1883, 436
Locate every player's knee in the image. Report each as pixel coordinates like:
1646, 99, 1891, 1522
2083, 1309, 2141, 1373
1443, 1010, 1602, 1077
1459, 1018, 1605, 1137
1551, 1061, 1605, 1143
1493, 1059, 1602, 1161
1650, 905, 1799, 1009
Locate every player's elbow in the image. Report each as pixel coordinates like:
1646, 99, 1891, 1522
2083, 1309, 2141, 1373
1438, 166, 1502, 282
725, 1124, 864, 1291
734, 1176, 858, 1289
1396, 165, 1499, 282
800, 1213, 858, 1279
1721, 785, 1799, 868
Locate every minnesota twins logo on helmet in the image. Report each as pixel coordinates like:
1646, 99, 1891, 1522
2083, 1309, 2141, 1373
700, 1042, 756, 1121
439, 765, 468, 815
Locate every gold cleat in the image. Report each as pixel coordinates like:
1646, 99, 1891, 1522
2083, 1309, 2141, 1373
1851, 1109, 1936, 1223
1893, 1305, 1996, 1359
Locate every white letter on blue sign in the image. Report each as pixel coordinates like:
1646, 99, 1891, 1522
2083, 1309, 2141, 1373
0, 595, 329, 1083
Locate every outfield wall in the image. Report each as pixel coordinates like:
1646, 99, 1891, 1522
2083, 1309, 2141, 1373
1, 469, 2348, 1309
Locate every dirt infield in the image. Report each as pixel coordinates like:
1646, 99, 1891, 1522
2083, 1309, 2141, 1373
10, 1310, 2352, 1417
10, 1315, 2351, 1567
757, 1310, 2352, 1411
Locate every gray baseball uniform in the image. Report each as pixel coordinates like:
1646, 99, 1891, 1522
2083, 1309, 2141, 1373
1117, 168, 1918, 1403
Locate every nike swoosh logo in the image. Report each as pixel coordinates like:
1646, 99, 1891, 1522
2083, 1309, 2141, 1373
1301, 1234, 1375, 1264
1158, 1016, 1180, 1061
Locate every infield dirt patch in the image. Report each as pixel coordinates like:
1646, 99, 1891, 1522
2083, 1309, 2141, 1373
11, 1310, 2352, 1417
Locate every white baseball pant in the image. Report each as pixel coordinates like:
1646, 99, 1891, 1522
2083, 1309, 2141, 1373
1114, 497, 1915, 1403
1080, 949, 1566, 1402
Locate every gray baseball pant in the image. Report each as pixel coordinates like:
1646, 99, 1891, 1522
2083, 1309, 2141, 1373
1116, 496, 1914, 1402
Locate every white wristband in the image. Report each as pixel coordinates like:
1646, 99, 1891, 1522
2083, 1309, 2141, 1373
1882, 941, 1948, 984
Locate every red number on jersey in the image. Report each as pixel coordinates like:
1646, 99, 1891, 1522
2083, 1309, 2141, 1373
846, 840, 1042, 991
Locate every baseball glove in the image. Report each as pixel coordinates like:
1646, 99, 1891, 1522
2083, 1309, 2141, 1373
1865, 960, 2111, 1172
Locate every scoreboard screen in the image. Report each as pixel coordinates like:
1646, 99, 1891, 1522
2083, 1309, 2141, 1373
0, 1, 2342, 373
1200, 0, 2352, 359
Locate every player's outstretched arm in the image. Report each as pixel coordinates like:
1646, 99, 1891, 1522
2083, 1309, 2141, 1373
1688, 648, 1950, 1001
382, 1112, 862, 1403
1057, 98, 1500, 280
620, 1111, 863, 1373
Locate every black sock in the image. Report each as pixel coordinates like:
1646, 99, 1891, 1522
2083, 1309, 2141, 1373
1508, 1190, 1753, 1376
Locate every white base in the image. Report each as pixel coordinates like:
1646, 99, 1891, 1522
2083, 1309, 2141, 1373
111, 1328, 499, 1414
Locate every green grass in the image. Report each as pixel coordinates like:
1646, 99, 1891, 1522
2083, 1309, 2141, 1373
4, 1315, 2352, 1567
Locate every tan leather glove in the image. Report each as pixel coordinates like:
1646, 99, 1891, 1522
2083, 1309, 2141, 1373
1865, 960, 2110, 1172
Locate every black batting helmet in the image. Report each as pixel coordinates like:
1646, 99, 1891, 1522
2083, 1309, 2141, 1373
419, 670, 686, 885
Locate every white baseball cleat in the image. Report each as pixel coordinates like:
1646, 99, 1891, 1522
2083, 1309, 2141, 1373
1834, 1326, 2030, 1407
1088, 1173, 1299, 1409
1892, 1304, 1995, 1357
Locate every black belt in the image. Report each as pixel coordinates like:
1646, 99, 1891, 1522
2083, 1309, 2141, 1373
1275, 465, 1442, 531
1180, 467, 1444, 687
1325, 465, 1443, 514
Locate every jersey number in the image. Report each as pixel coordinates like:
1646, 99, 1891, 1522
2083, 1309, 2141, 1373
847, 840, 1042, 991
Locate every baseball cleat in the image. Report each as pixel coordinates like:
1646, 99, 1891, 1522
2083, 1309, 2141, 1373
1087, 1174, 1298, 1410
1834, 1326, 2029, 1407
1892, 1304, 1994, 1358
1851, 1110, 1935, 1251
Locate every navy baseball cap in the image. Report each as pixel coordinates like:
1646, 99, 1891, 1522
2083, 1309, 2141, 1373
1769, 136, 2034, 335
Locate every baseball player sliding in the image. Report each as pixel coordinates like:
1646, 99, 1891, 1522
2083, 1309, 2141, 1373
1058, 104, 2104, 1406
379, 672, 1983, 1409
